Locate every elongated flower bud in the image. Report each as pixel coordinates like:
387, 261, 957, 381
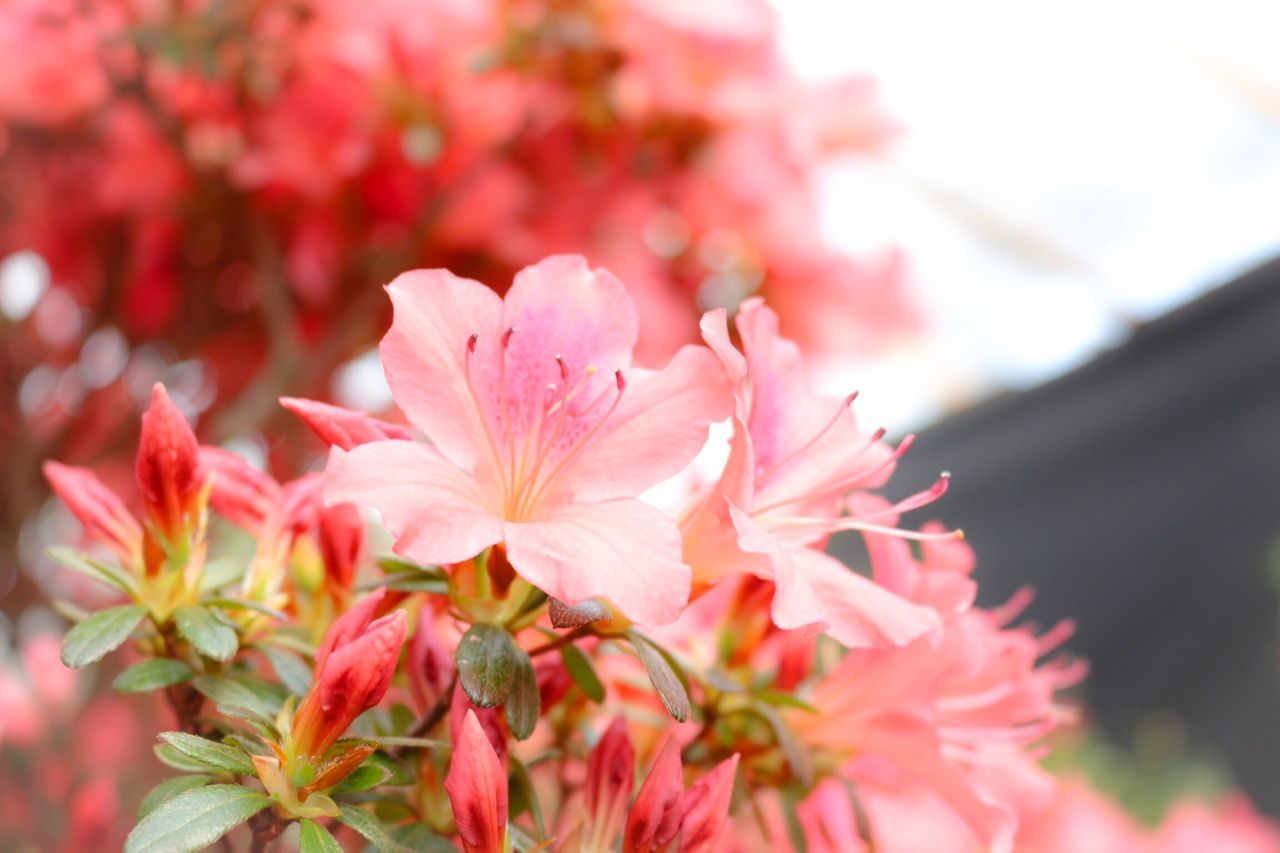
135, 384, 201, 539
583, 716, 635, 851
42, 461, 142, 565
280, 396, 412, 450
446, 710, 508, 853
625, 738, 685, 853
291, 591, 405, 758
677, 754, 739, 853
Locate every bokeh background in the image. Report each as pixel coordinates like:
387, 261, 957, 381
2, 0, 1278, 846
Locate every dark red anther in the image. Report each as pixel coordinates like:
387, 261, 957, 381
501, 326, 517, 348
467, 333, 478, 353
615, 369, 626, 392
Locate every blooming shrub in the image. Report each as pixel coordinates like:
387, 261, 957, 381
33, 255, 1277, 851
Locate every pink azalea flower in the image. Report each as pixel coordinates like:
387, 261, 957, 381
682, 298, 944, 647
326, 255, 733, 624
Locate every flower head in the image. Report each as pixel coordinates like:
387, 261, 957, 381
326, 255, 733, 624
684, 299, 944, 647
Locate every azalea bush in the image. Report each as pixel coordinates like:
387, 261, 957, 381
0, 0, 914, 591
34, 256, 1279, 852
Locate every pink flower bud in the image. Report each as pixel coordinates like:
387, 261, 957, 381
625, 737, 685, 853
446, 710, 508, 853
291, 591, 405, 758
280, 396, 412, 450
583, 716, 635, 850
449, 681, 508, 765
42, 461, 141, 563
676, 754, 740, 853
318, 502, 364, 592
135, 384, 201, 537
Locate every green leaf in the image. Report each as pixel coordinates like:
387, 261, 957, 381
49, 546, 138, 596
125, 784, 271, 853
456, 623, 519, 708
373, 736, 447, 750
626, 631, 691, 722
137, 775, 217, 820
155, 744, 217, 773
331, 762, 391, 794
559, 643, 605, 703
61, 604, 148, 668
337, 803, 411, 853
749, 700, 813, 787
158, 732, 256, 775
508, 756, 546, 839
191, 674, 285, 721
207, 598, 287, 621
505, 649, 540, 741
299, 820, 343, 853
392, 825, 457, 852
174, 605, 238, 662
257, 644, 313, 696
199, 557, 246, 593
375, 555, 444, 576
114, 658, 193, 693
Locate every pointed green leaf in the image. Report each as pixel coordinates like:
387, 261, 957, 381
174, 605, 238, 661
191, 674, 285, 720
299, 820, 343, 853
627, 631, 691, 722
157, 732, 255, 775
331, 762, 391, 794
505, 649, 540, 740
114, 658, 194, 693
155, 744, 216, 773
749, 700, 813, 786
456, 623, 519, 708
49, 546, 138, 596
199, 557, 246, 593
207, 598, 287, 621
559, 643, 604, 703
137, 775, 217, 820
125, 784, 271, 853
337, 804, 411, 853
257, 644, 313, 696
61, 604, 148, 668
508, 755, 546, 839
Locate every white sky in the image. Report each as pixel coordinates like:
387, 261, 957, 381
775, 0, 1280, 432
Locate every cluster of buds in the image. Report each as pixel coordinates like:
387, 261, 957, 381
37, 256, 1278, 852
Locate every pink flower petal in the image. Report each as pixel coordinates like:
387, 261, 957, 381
380, 268, 503, 471
554, 344, 734, 504
325, 441, 503, 566
504, 498, 691, 625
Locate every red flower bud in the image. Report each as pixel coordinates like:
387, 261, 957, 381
446, 710, 508, 853
625, 737, 685, 853
583, 716, 635, 850
135, 384, 201, 537
318, 502, 364, 592
42, 461, 142, 564
449, 681, 508, 766
291, 590, 405, 758
675, 754, 739, 853
280, 396, 412, 450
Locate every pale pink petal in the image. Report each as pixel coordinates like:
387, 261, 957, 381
774, 548, 940, 648
325, 441, 502, 566
504, 499, 691, 625
380, 269, 503, 472
554, 344, 734, 503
